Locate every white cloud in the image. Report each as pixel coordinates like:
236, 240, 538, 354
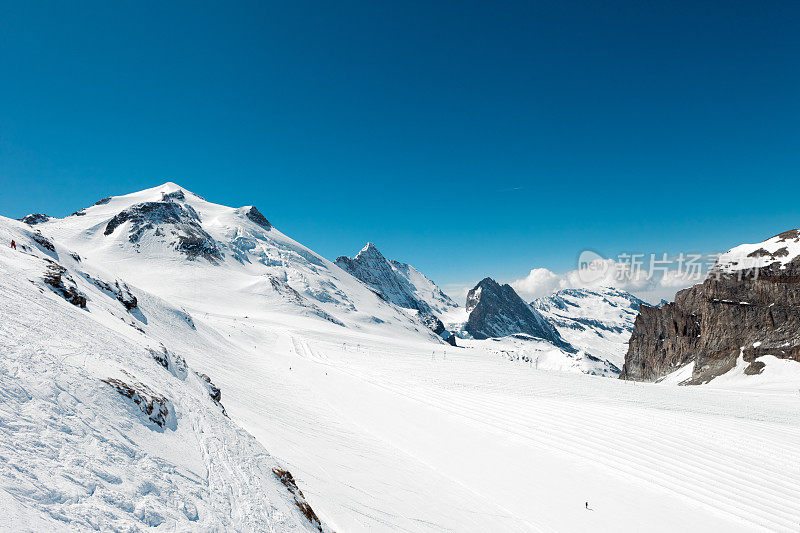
509, 268, 565, 300
510, 253, 705, 305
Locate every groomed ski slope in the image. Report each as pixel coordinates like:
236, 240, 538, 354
187, 315, 800, 532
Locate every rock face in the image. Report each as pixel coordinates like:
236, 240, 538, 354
43, 262, 87, 308
19, 213, 50, 225
621, 229, 800, 383
465, 277, 574, 351
336, 243, 456, 335
244, 206, 272, 230
101, 376, 174, 429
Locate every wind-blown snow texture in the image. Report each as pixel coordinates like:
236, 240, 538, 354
3, 183, 800, 532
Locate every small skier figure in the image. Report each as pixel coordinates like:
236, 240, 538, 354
585, 502, 589, 510
10, 240, 16, 250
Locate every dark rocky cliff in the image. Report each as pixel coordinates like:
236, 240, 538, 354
621, 231, 800, 383
465, 277, 575, 351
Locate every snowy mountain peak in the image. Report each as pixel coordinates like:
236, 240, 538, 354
158, 180, 183, 191
465, 277, 494, 313
464, 277, 575, 351
336, 243, 456, 335
30, 185, 442, 338
356, 241, 384, 259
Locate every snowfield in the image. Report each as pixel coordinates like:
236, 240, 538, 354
2, 183, 799, 532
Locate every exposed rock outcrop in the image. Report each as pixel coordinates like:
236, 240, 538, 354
244, 206, 272, 230
621, 230, 800, 383
150, 345, 188, 379
43, 262, 87, 308
465, 277, 575, 351
31, 231, 56, 253
272, 468, 323, 532
443, 331, 458, 347
101, 376, 174, 429
83, 273, 138, 310
104, 201, 222, 262
19, 213, 50, 225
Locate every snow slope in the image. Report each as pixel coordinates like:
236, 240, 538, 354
533, 287, 645, 373
4, 184, 800, 532
0, 217, 326, 532
387, 257, 458, 316
714, 228, 800, 274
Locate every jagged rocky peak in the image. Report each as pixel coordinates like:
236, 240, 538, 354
336, 243, 421, 310
621, 229, 800, 384
464, 277, 575, 351
19, 213, 50, 225
336, 242, 385, 271
335, 242, 450, 335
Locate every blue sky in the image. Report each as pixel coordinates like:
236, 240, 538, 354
2, 1, 799, 297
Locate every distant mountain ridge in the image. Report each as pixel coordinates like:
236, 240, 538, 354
32, 182, 441, 339
533, 287, 645, 372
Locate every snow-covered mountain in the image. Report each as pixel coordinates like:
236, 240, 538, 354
388, 257, 458, 316
0, 216, 328, 532
37, 183, 440, 340
533, 287, 645, 373
464, 278, 574, 350
335, 243, 457, 334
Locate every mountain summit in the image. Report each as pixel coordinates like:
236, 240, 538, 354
32, 183, 440, 338
464, 277, 574, 351
335, 243, 456, 335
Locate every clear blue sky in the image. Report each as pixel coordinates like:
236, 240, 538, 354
2, 1, 799, 292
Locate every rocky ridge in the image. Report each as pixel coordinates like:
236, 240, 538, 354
621, 229, 800, 383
